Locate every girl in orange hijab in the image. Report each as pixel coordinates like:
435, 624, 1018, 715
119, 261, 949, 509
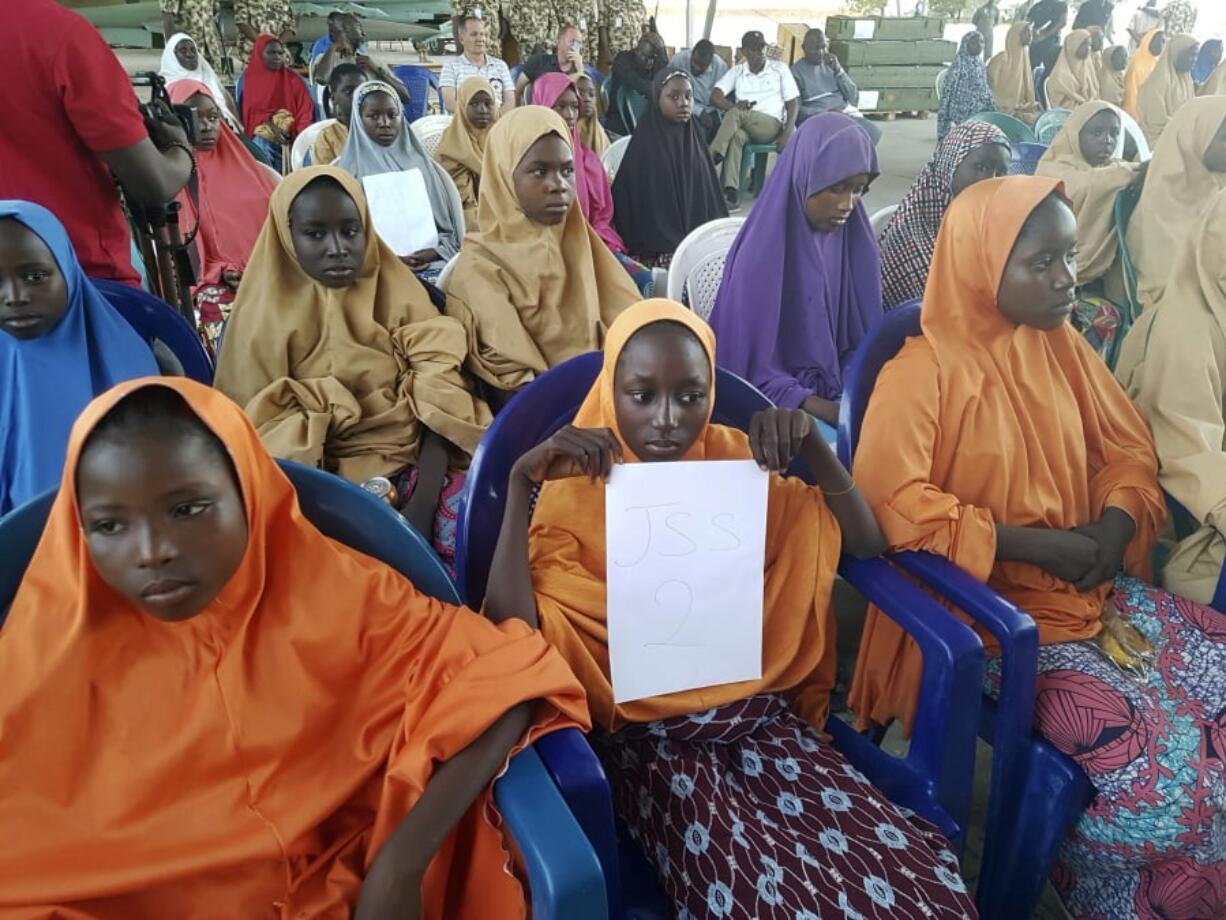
849, 176, 1225, 920
1122, 28, 1164, 116
480, 299, 979, 919
0, 377, 588, 919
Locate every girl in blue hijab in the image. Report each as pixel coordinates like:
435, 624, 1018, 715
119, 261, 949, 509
0, 201, 159, 514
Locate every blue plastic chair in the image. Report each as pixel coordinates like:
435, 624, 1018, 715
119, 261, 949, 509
0, 460, 607, 920
392, 65, 444, 122
1163, 493, 1226, 611
455, 352, 985, 920
92, 278, 213, 384
837, 302, 1095, 920
1033, 63, 1049, 109
1009, 141, 1049, 175
584, 65, 605, 87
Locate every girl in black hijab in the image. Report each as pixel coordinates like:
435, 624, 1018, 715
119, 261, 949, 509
611, 70, 728, 267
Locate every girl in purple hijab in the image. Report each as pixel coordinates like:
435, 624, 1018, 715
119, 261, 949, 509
709, 112, 882, 430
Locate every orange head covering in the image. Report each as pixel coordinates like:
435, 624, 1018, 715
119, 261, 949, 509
527, 299, 843, 732
1123, 28, 1163, 116
848, 176, 1164, 732
0, 377, 587, 918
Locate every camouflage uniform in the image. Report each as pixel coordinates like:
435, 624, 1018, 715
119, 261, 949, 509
505, 1, 555, 57
449, 0, 502, 54
160, 0, 228, 73
599, 0, 648, 56
233, 0, 296, 65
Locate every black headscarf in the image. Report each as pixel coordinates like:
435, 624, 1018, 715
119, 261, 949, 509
611, 70, 729, 258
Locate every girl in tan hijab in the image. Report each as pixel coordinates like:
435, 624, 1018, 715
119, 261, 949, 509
1122, 95, 1226, 311
444, 107, 640, 404
435, 77, 497, 232
1201, 55, 1226, 97
1046, 30, 1100, 110
1136, 33, 1200, 145
1117, 188, 1226, 608
988, 22, 1042, 125
571, 72, 610, 157
1096, 45, 1128, 106
214, 166, 492, 561
1037, 101, 1144, 362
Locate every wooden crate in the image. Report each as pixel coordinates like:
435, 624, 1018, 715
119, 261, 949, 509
858, 85, 940, 113
831, 38, 956, 67
776, 22, 811, 65
847, 64, 947, 89
825, 15, 945, 42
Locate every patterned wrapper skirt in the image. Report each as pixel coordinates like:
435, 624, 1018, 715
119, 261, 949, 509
592, 694, 979, 919
985, 575, 1225, 919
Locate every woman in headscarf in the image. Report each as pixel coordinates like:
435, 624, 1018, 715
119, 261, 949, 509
1036, 101, 1143, 361
1192, 38, 1223, 92
1045, 29, 1100, 110
240, 35, 314, 170
988, 22, 1043, 125
444, 107, 640, 404
1096, 45, 1128, 106
1200, 45, 1226, 97
880, 120, 1012, 309
1122, 29, 1164, 117
168, 80, 276, 358
611, 70, 728, 269
482, 298, 979, 920
572, 71, 610, 157
335, 80, 465, 282
1116, 188, 1226, 612
849, 175, 1225, 920
160, 32, 241, 132
0, 201, 159, 515
938, 31, 996, 141
0, 376, 588, 919
709, 113, 882, 434
533, 72, 654, 295
1136, 33, 1200, 146
434, 76, 497, 232
1119, 95, 1226, 311
213, 167, 491, 563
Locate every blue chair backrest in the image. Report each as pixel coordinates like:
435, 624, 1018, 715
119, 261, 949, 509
583, 65, 604, 87
0, 460, 457, 628
1009, 141, 1049, 175
837, 302, 922, 467
455, 352, 775, 607
92, 278, 213, 384
392, 65, 443, 122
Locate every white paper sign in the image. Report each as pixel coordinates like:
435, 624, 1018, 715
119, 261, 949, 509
604, 460, 768, 704
853, 18, 877, 39
858, 90, 880, 111
362, 169, 439, 257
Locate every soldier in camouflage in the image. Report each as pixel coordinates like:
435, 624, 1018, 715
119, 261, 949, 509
233, 0, 296, 65
160, 0, 229, 73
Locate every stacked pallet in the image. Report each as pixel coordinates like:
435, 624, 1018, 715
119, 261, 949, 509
826, 15, 955, 117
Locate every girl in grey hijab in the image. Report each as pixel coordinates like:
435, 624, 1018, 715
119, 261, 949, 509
334, 81, 464, 279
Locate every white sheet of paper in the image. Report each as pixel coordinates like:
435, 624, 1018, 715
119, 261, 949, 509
362, 169, 439, 257
853, 19, 877, 39
858, 90, 880, 110
604, 460, 768, 704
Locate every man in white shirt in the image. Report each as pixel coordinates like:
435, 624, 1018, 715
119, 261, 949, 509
441, 14, 516, 111
709, 30, 799, 204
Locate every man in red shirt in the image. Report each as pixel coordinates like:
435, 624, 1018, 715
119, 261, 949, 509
1, 0, 194, 284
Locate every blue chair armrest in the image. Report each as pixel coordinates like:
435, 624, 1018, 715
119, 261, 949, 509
495, 744, 609, 920
832, 555, 984, 846
534, 728, 625, 920
888, 550, 1038, 887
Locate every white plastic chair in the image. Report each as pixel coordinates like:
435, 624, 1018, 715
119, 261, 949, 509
412, 114, 453, 158
685, 250, 730, 320
666, 216, 746, 304
602, 136, 631, 183
291, 119, 336, 170
258, 162, 282, 185
870, 204, 898, 242
437, 253, 459, 292
1116, 108, 1151, 161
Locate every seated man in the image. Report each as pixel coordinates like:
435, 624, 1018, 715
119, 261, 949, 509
709, 30, 799, 205
312, 12, 410, 104
668, 39, 728, 141
608, 31, 669, 133
791, 28, 881, 145
516, 24, 585, 100
310, 62, 365, 165
441, 14, 515, 111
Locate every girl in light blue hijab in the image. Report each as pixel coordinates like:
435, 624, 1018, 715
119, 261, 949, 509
0, 201, 158, 513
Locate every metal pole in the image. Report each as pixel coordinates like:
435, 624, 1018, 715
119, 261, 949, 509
686, 0, 692, 47
702, 0, 718, 41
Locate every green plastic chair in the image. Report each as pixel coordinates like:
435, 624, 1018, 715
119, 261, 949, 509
969, 111, 1038, 144
1106, 181, 1144, 369
734, 142, 776, 204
